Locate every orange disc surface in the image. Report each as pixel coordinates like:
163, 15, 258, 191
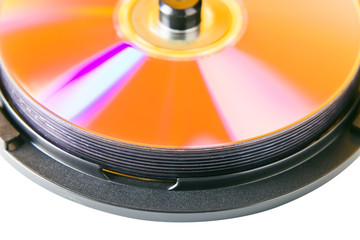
1, 0, 360, 148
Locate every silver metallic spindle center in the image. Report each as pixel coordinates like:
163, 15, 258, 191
159, 0, 202, 31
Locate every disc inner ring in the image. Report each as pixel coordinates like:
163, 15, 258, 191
115, 0, 246, 60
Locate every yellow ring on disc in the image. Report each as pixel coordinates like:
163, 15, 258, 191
116, 0, 246, 60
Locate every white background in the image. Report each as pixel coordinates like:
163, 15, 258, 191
0, 155, 359, 240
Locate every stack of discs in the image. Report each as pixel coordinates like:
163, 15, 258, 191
1, 0, 360, 182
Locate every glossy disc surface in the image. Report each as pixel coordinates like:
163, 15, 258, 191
1, 0, 360, 148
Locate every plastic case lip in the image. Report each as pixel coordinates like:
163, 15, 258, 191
1, 83, 360, 222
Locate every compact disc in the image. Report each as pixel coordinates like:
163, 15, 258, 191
1, 0, 359, 148
1, 0, 360, 180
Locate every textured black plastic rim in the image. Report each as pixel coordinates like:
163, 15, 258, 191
1, 88, 360, 221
